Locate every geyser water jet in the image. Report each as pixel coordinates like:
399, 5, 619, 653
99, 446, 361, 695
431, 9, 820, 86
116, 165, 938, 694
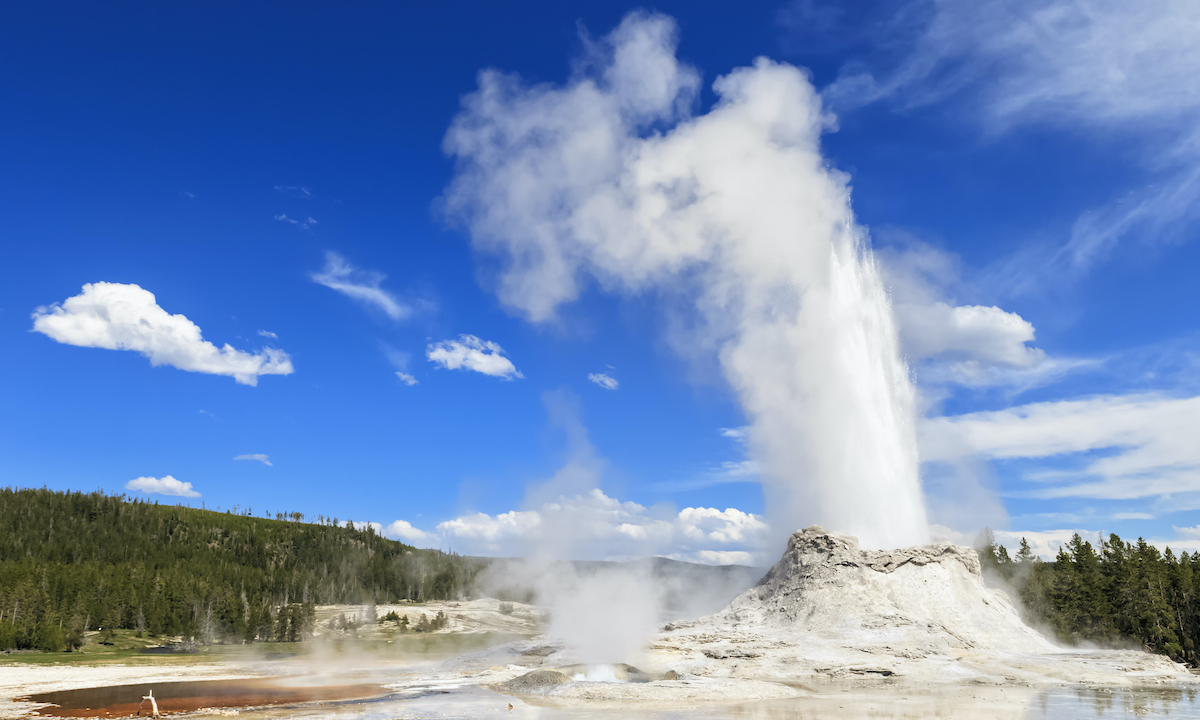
443, 11, 929, 551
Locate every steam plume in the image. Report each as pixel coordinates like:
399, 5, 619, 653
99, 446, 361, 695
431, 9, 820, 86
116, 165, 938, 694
443, 12, 929, 549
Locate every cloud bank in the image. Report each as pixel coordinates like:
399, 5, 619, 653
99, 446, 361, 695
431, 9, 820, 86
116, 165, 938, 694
921, 393, 1200, 503
382, 489, 767, 565
125, 475, 200, 498
32, 282, 294, 386
426, 334, 522, 379
443, 11, 928, 549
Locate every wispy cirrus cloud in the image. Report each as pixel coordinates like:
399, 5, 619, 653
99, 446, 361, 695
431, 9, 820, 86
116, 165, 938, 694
813, 0, 1200, 130
234, 454, 273, 466
125, 475, 200, 498
921, 393, 1200, 502
312, 251, 411, 320
426, 334, 522, 379
381, 345, 419, 386
808, 0, 1200, 284
32, 282, 293, 386
274, 214, 318, 229
274, 185, 312, 198
587, 372, 618, 390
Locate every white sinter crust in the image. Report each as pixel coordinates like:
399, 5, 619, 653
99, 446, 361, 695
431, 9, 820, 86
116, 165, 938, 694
642, 526, 1194, 686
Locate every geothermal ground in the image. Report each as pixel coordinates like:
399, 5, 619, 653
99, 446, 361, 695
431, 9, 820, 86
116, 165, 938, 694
5, 530, 1200, 719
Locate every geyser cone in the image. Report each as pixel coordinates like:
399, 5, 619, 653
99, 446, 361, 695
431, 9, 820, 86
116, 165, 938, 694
721, 526, 1053, 653
650, 528, 1196, 685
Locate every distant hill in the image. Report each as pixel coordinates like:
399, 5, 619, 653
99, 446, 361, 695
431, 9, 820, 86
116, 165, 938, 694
0, 487, 765, 654
0, 487, 477, 651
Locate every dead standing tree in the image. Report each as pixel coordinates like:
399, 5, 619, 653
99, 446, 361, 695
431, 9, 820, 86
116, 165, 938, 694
136, 689, 160, 718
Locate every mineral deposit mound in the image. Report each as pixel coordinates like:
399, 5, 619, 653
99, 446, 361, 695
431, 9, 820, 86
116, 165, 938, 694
645, 527, 1192, 686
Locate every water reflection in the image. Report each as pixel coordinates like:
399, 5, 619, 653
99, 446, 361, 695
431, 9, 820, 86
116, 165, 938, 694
181, 684, 1200, 720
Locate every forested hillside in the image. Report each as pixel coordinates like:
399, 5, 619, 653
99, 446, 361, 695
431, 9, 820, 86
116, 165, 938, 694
980, 530, 1200, 665
0, 488, 480, 652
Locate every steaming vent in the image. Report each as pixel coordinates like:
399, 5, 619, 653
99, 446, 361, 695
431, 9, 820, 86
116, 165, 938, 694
557, 663, 652, 683
572, 664, 619, 683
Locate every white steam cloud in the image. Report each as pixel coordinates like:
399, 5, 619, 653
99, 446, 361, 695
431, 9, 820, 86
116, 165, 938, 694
443, 12, 929, 549
32, 282, 294, 386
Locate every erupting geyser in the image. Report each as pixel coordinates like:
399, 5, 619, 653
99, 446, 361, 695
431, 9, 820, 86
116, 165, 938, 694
444, 11, 929, 550
484, 527, 1193, 703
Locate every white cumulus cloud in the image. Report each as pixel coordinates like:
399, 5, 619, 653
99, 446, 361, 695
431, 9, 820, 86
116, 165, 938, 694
719, 427, 747, 442
395, 371, 418, 386
876, 238, 1054, 387
125, 475, 200, 498
258, 329, 278, 339
31, 282, 294, 386
426, 334, 522, 379
312, 251, 411, 320
414, 489, 770, 564
234, 454, 272, 466
587, 372, 618, 390
895, 302, 1044, 369
383, 519, 435, 544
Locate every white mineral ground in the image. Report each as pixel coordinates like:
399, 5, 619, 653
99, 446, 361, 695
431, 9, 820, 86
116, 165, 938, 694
0, 598, 538, 719
457, 528, 1197, 707
4, 531, 1198, 718
0, 665, 264, 719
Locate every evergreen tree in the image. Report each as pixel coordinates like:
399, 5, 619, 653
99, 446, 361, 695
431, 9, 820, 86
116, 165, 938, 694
977, 530, 1200, 665
0, 487, 483, 651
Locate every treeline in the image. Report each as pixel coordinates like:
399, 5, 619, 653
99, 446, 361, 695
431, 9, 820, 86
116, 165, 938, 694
980, 529, 1199, 664
0, 488, 482, 652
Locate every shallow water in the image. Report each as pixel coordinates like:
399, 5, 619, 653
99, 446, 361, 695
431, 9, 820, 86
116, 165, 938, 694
21, 674, 1200, 719
17, 634, 1200, 720
117, 683, 1193, 720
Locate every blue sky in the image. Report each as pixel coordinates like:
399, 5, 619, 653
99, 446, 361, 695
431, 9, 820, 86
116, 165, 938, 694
3, 0, 1198, 563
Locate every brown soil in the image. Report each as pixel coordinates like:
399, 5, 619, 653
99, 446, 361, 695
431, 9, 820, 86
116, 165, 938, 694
19, 678, 389, 718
